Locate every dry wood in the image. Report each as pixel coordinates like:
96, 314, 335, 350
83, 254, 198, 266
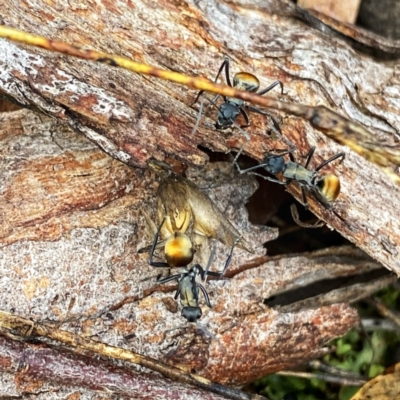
0, 0, 399, 398
350, 362, 400, 400
298, 0, 361, 24
0, 107, 366, 398
0, 310, 262, 400
0, 335, 227, 400
0, 0, 399, 276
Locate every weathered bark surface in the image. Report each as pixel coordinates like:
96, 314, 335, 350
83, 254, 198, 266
0, 335, 227, 400
0, 0, 399, 276
0, 0, 399, 397
0, 108, 385, 398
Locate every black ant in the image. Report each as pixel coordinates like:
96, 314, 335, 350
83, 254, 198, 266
233, 145, 345, 209
148, 219, 237, 322
192, 57, 283, 138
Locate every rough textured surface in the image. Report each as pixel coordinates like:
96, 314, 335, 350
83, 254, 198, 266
0, 0, 398, 397
0, 0, 399, 277
358, 0, 400, 40
298, 0, 361, 24
0, 335, 228, 400
0, 108, 370, 398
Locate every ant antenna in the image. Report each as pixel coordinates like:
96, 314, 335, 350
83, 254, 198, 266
149, 217, 166, 260
203, 244, 216, 284
232, 141, 249, 173
191, 92, 221, 136
290, 203, 325, 228
232, 121, 250, 141
191, 96, 205, 136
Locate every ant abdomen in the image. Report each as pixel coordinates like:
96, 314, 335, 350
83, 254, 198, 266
316, 174, 341, 202
165, 232, 195, 268
233, 72, 260, 92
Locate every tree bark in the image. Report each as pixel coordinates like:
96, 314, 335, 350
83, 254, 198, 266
0, 0, 399, 397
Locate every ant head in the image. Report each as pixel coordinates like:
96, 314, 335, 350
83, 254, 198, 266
233, 72, 260, 92
181, 306, 202, 322
165, 232, 195, 267
262, 155, 286, 175
316, 174, 341, 202
188, 264, 204, 279
216, 103, 240, 130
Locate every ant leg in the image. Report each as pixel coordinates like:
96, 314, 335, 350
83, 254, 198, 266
192, 89, 205, 106
207, 58, 232, 106
223, 244, 235, 275
204, 237, 240, 280
290, 204, 324, 228
303, 146, 316, 169
300, 185, 309, 209
267, 116, 283, 137
192, 93, 226, 136
208, 94, 222, 107
192, 57, 231, 105
157, 273, 183, 285
246, 105, 274, 119
193, 91, 221, 108
196, 283, 212, 308
232, 121, 250, 141
245, 105, 282, 136
148, 218, 169, 268
315, 152, 345, 172
203, 247, 216, 280
204, 57, 232, 106
271, 148, 295, 157
235, 109, 254, 141
226, 108, 251, 142
219, 56, 232, 87
239, 108, 251, 128
219, 239, 236, 275
195, 237, 241, 309
138, 238, 167, 254
257, 80, 284, 96
174, 288, 181, 300
232, 141, 248, 173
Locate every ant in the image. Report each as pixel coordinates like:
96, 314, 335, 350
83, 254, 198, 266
192, 57, 284, 138
233, 145, 345, 209
148, 219, 237, 322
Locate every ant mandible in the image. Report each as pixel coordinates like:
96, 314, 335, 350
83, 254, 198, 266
192, 57, 284, 138
148, 219, 237, 322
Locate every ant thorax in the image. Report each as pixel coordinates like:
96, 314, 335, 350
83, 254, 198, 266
224, 96, 244, 106
283, 161, 315, 186
179, 274, 199, 308
216, 102, 241, 129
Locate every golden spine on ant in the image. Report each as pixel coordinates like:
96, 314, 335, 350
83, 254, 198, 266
318, 174, 341, 202
165, 232, 195, 267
